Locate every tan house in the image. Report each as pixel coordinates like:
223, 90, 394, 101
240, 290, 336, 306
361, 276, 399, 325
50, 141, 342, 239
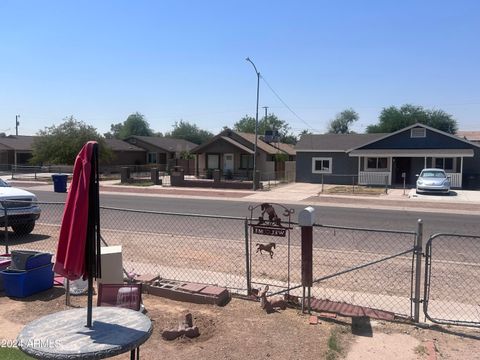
124, 136, 197, 171
102, 139, 146, 166
191, 129, 296, 180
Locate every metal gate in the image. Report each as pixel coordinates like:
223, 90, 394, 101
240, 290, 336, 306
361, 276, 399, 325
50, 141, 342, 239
308, 223, 420, 319
424, 233, 480, 327
247, 203, 294, 295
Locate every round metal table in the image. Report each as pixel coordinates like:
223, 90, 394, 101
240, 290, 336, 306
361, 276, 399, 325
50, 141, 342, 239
17, 307, 152, 359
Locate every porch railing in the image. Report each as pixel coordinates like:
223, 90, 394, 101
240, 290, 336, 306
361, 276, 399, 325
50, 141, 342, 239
448, 172, 462, 188
358, 171, 390, 186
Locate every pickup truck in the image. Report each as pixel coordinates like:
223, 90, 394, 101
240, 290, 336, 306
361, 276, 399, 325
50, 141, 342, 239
0, 178, 41, 235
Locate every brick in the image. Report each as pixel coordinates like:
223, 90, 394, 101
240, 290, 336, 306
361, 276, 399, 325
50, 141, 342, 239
424, 340, 437, 360
179, 283, 207, 293
318, 312, 337, 319
200, 286, 227, 296
135, 274, 158, 284
309, 315, 318, 325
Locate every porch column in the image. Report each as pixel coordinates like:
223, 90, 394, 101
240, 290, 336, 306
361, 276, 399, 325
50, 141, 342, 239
460, 157, 464, 188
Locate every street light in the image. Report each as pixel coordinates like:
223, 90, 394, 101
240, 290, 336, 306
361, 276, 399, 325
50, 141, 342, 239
245, 57, 260, 191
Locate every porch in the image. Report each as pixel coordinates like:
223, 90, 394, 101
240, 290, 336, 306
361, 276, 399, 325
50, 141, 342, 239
350, 149, 474, 189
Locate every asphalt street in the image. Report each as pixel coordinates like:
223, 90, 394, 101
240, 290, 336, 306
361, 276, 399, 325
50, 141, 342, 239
33, 190, 480, 239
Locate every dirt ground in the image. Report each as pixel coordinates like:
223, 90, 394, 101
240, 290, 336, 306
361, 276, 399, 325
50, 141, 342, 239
1, 286, 480, 360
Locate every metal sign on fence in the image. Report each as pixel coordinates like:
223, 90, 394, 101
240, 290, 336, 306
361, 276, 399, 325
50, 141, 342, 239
248, 203, 294, 237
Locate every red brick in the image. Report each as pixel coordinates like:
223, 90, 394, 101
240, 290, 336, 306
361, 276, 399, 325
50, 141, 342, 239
309, 315, 318, 325
179, 283, 207, 293
424, 340, 437, 360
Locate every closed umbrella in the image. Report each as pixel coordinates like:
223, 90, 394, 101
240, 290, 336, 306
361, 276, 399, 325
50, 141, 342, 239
54, 141, 101, 327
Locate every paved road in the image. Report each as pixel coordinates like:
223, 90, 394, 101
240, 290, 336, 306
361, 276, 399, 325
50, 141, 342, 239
33, 190, 480, 238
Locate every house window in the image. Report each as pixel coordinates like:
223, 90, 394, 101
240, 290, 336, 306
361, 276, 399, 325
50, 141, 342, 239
366, 157, 388, 170
312, 157, 332, 174
147, 152, 157, 163
207, 154, 220, 169
411, 127, 426, 138
240, 154, 253, 169
434, 157, 454, 171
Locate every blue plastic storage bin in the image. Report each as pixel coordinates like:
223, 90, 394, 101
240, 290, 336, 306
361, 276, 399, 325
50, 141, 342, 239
0, 254, 11, 292
1, 263, 54, 298
10, 251, 52, 270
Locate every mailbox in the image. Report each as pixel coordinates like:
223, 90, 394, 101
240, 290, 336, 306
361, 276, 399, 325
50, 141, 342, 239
298, 206, 315, 227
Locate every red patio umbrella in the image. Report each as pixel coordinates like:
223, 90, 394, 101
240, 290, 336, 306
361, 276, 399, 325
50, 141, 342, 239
54, 141, 101, 327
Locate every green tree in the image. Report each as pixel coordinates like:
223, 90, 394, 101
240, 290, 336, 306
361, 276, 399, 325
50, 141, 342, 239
165, 120, 213, 145
234, 113, 296, 144
366, 104, 458, 134
31, 116, 111, 165
327, 108, 359, 134
105, 112, 154, 139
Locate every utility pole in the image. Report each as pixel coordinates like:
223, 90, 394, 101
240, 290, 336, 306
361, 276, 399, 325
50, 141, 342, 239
15, 114, 20, 136
262, 106, 268, 123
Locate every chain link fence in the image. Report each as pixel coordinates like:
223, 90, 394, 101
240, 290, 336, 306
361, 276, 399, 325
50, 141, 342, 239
2, 201, 479, 326
424, 233, 480, 327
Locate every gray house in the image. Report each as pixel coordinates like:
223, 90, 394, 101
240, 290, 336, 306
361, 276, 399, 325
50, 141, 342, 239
296, 123, 480, 189
0, 135, 36, 166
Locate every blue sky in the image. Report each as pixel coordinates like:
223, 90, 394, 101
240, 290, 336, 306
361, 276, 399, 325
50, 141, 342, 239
1, 0, 479, 137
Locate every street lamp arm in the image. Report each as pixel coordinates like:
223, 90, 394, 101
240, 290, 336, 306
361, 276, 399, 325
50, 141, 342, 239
245, 57, 259, 76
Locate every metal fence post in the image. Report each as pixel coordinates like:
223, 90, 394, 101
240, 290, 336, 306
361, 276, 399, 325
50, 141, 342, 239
244, 218, 251, 295
414, 219, 423, 322
321, 174, 324, 193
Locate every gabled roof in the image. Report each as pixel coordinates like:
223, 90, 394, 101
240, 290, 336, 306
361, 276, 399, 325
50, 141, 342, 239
191, 129, 295, 156
125, 136, 197, 152
220, 136, 254, 154
104, 138, 145, 152
295, 133, 385, 152
347, 123, 480, 152
0, 135, 37, 151
457, 131, 480, 142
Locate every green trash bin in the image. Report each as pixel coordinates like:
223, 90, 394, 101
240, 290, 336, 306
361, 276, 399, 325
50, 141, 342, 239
52, 174, 68, 193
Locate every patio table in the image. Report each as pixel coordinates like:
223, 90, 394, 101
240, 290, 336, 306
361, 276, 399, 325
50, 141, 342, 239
16, 306, 152, 359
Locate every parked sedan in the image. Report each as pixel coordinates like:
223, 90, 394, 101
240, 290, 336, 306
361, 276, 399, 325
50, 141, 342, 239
416, 168, 451, 194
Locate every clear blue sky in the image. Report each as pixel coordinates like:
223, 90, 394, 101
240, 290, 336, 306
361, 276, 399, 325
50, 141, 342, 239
1, 0, 479, 137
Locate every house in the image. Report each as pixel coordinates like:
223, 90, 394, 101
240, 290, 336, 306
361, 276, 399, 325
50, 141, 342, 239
0, 135, 36, 167
102, 138, 146, 166
190, 129, 296, 180
124, 136, 197, 171
295, 123, 480, 189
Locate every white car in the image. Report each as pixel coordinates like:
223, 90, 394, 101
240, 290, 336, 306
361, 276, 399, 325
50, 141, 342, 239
416, 168, 451, 194
0, 179, 41, 234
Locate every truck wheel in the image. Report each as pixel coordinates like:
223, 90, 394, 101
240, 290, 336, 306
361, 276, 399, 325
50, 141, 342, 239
12, 222, 36, 235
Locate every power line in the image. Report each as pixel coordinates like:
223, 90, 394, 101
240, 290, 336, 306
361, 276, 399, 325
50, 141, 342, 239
260, 75, 320, 132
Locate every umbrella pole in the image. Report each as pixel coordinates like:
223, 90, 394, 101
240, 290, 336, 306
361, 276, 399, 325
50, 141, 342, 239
87, 274, 93, 327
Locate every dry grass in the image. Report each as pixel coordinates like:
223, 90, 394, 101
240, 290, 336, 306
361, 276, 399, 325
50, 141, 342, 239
322, 185, 386, 196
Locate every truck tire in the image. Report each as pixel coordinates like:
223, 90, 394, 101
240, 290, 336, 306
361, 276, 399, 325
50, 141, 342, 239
12, 222, 36, 235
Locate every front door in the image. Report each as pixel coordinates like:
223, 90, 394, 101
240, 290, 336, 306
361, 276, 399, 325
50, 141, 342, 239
393, 157, 411, 186
223, 153, 234, 173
